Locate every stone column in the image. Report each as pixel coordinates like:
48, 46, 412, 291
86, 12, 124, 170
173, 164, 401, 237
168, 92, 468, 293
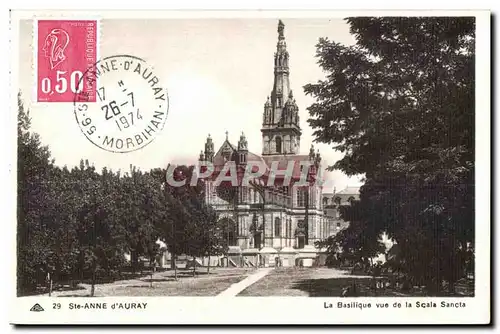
307, 216, 313, 245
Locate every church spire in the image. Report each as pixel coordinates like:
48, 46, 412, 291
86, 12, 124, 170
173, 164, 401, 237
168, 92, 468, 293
272, 20, 290, 112
261, 20, 301, 156
204, 134, 214, 162
277, 20, 286, 46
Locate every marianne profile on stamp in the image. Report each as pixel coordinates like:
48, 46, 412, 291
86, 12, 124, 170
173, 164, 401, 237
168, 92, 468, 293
42, 28, 69, 70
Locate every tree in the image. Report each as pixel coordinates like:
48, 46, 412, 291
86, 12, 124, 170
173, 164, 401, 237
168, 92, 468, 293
66, 160, 127, 296
161, 165, 229, 277
316, 201, 385, 267
17, 91, 230, 295
153, 165, 205, 278
104, 165, 166, 275
168, 165, 209, 277
17, 92, 58, 294
151, 167, 180, 279
305, 17, 474, 293
183, 198, 227, 276
203, 208, 228, 274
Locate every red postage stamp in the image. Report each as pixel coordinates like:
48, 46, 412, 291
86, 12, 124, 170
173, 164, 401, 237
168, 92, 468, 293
36, 20, 98, 103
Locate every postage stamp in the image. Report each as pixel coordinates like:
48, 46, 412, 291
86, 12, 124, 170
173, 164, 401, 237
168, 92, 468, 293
73, 55, 169, 153
36, 19, 98, 103
9, 9, 491, 326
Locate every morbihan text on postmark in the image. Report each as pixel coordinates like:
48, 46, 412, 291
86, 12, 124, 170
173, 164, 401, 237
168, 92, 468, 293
74, 55, 169, 153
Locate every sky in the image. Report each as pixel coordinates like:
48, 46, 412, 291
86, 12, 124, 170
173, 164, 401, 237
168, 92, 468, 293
18, 18, 363, 192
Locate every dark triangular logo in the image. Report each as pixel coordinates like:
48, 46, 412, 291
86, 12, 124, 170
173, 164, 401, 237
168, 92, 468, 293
30, 303, 44, 312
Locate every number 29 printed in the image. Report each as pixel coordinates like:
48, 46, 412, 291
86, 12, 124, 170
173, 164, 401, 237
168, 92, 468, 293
36, 20, 98, 103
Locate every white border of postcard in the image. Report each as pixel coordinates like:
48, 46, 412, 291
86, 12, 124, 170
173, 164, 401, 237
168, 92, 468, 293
8, 9, 490, 325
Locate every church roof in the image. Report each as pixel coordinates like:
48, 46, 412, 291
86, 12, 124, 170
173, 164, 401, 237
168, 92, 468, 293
209, 137, 315, 182
323, 186, 361, 196
213, 140, 237, 164
247, 151, 267, 164
336, 186, 360, 195
211, 147, 313, 181
262, 154, 310, 179
212, 140, 266, 171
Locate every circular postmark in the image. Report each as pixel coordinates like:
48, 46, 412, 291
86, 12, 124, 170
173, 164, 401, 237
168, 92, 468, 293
73, 55, 169, 153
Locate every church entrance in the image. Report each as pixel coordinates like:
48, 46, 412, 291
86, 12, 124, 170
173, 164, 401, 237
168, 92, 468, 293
298, 235, 305, 249
220, 217, 237, 246
254, 232, 262, 249
296, 220, 307, 249
296, 229, 306, 249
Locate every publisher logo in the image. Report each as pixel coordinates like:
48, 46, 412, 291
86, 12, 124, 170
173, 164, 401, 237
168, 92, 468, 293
30, 303, 44, 312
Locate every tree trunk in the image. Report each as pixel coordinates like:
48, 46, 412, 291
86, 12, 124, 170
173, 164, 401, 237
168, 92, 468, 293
192, 256, 196, 277
150, 256, 154, 288
131, 250, 138, 273
79, 251, 85, 281
448, 278, 456, 295
207, 255, 211, 274
90, 264, 96, 297
173, 255, 177, 280
425, 276, 439, 295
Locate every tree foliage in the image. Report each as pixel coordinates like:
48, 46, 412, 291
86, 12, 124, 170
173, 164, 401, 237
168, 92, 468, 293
316, 202, 386, 265
17, 95, 227, 294
163, 165, 228, 275
305, 17, 475, 292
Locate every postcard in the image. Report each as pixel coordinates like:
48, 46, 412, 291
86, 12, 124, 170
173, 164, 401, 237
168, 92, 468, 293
9, 9, 490, 325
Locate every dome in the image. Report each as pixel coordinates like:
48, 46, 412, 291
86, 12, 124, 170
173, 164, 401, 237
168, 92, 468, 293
259, 247, 278, 254
279, 247, 298, 254
300, 245, 318, 253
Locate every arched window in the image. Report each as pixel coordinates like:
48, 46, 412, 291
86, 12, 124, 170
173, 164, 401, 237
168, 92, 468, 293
348, 196, 355, 204
220, 218, 237, 246
274, 217, 281, 237
334, 197, 341, 206
297, 188, 307, 207
322, 197, 328, 206
276, 136, 282, 154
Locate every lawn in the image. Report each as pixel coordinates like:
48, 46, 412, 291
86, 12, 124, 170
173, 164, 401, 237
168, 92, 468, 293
49, 267, 256, 297
238, 267, 474, 297
239, 267, 356, 297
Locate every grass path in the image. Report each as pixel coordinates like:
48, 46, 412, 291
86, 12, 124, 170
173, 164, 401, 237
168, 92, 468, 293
217, 268, 274, 297
45, 268, 256, 297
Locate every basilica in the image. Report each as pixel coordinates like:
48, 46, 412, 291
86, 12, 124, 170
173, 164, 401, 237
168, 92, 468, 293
196, 20, 358, 267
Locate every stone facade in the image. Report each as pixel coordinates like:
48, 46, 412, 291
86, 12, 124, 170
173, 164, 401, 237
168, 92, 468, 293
196, 21, 356, 265
322, 186, 360, 235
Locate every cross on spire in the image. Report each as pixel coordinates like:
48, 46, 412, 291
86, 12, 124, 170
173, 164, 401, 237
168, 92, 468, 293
278, 19, 285, 39
225, 130, 229, 141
